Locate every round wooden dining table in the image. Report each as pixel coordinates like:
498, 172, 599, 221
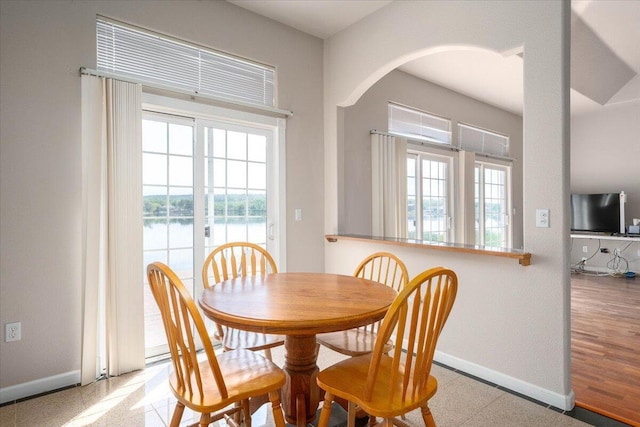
198, 272, 398, 427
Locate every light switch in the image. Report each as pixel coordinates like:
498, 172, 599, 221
295, 208, 302, 221
536, 209, 550, 228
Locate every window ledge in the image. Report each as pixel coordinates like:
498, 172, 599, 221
325, 234, 531, 266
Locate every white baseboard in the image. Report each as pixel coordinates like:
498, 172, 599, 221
434, 351, 575, 411
0, 355, 577, 411
0, 370, 80, 405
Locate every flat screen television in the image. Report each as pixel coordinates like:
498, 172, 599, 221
570, 192, 626, 234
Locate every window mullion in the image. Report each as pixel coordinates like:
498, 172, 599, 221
415, 156, 423, 239
193, 121, 205, 293
478, 164, 486, 245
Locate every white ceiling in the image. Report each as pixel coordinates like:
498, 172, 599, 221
227, 0, 640, 116
227, 0, 393, 39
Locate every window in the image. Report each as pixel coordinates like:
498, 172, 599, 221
142, 98, 284, 359
390, 102, 454, 242
407, 152, 452, 242
475, 163, 511, 247
97, 17, 275, 108
459, 122, 511, 247
142, 114, 195, 275
389, 103, 513, 246
389, 103, 452, 145
202, 121, 271, 250
459, 123, 509, 157
142, 113, 195, 356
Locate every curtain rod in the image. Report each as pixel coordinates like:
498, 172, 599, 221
370, 130, 459, 153
370, 130, 515, 162
79, 67, 293, 118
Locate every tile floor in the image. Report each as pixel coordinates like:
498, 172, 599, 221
0, 345, 628, 427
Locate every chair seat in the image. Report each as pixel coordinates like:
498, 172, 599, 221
170, 348, 286, 413
317, 353, 438, 418
220, 328, 285, 352
316, 330, 393, 357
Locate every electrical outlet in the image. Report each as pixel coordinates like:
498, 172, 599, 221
581, 257, 587, 263
5, 322, 21, 342
582, 246, 588, 253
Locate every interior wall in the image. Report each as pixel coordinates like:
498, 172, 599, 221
324, 0, 573, 409
571, 103, 640, 223
340, 69, 524, 249
569, 235, 640, 274
569, 102, 640, 272
0, 0, 324, 395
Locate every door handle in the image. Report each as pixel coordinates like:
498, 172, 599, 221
268, 222, 275, 240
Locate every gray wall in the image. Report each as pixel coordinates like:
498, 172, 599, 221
569, 102, 640, 271
571, 103, 640, 222
339, 69, 524, 249
0, 0, 324, 392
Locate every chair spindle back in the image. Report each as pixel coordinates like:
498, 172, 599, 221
354, 252, 409, 336
365, 267, 457, 403
354, 251, 409, 293
147, 262, 228, 400
203, 242, 278, 288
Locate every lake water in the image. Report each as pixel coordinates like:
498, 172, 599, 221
143, 220, 267, 275
143, 219, 268, 351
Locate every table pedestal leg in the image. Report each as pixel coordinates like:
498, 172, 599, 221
281, 335, 320, 426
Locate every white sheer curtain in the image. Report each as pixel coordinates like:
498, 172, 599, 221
371, 133, 408, 238
81, 75, 144, 385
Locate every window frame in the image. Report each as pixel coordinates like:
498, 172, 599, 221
475, 159, 512, 248
407, 144, 456, 243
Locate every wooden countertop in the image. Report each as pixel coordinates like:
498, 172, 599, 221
326, 234, 531, 266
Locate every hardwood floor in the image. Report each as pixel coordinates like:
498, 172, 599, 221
571, 273, 640, 427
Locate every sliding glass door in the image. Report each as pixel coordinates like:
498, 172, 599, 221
142, 108, 282, 359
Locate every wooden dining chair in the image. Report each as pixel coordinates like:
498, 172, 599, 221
147, 262, 287, 427
316, 266, 458, 427
202, 242, 285, 361
316, 252, 409, 356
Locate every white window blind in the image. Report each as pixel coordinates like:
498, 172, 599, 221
388, 103, 451, 145
458, 123, 509, 157
97, 18, 275, 108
